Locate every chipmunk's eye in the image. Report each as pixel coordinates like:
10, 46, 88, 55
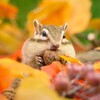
63, 35, 65, 38
42, 31, 47, 37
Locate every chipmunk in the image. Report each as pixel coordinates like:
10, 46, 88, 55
22, 20, 76, 69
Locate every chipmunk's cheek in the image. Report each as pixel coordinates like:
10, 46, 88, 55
62, 39, 67, 44
34, 35, 40, 40
40, 35, 48, 41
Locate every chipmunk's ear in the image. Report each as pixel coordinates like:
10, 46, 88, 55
33, 19, 42, 33
61, 23, 68, 32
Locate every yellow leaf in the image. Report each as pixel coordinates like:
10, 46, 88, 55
0, 0, 9, 3
0, 23, 23, 54
27, 0, 91, 35
0, 31, 21, 54
15, 77, 67, 100
0, 58, 50, 85
93, 62, 100, 72
59, 55, 83, 65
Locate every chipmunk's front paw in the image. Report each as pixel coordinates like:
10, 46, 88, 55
35, 55, 44, 69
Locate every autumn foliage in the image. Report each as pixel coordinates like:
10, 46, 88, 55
0, 58, 100, 100
0, 0, 100, 100
0, 3, 18, 19
0, 66, 14, 92
27, 0, 91, 35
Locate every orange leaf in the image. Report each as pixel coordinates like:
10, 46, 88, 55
89, 18, 100, 30
0, 66, 14, 92
41, 61, 67, 78
0, 94, 7, 100
41, 65, 57, 78
0, 3, 18, 19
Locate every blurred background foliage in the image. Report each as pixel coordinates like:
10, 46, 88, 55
10, 0, 40, 28
0, 0, 100, 60
92, 0, 100, 18
10, 0, 100, 28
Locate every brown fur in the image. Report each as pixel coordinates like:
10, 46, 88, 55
22, 20, 76, 68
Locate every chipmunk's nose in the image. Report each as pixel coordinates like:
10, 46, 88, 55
50, 44, 59, 51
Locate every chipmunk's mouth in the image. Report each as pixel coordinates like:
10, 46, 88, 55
50, 44, 59, 51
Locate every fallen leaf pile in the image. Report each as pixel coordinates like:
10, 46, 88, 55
0, 57, 100, 100
0, 59, 66, 100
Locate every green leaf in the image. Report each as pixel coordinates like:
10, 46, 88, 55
10, 0, 41, 28
97, 32, 100, 40
92, 0, 100, 18
75, 29, 95, 45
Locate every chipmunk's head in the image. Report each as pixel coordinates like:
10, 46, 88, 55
33, 19, 68, 50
